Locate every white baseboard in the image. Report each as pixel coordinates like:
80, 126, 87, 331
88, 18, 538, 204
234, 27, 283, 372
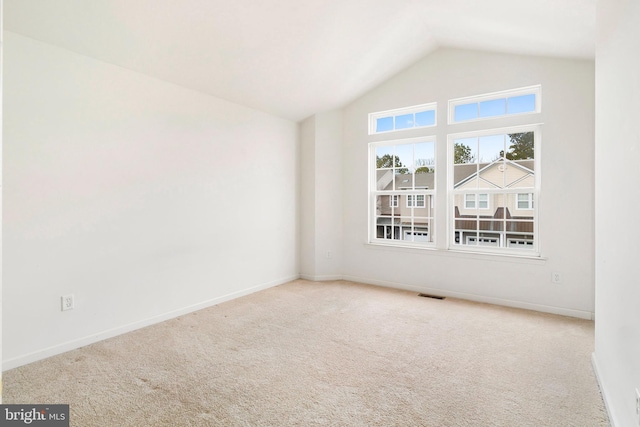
299, 274, 343, 282
341, 275, 595, 320
591, 353, 616, 427
2, 275, 299, 371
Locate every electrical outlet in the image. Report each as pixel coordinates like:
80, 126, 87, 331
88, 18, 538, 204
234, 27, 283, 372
326, 251, 332, 259
61, 294, 74, 311
635, 388, 640, 417
552, 272, 562, 283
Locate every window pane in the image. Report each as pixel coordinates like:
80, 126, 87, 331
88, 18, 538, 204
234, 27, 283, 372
479, 134, 505, 163
506, 132, 534, 160
480, 220, 504, 232
406, 217, 432, 243
376, 217, 401, 240
478, 193, 489, 209
479, 134, 506, 189
507, 94, 536, 114
376, 146, 395, 168
376, 169, 395, 191
395, 113, 414, 130
415, 110, 436, 127
479, 98, 506, 118
376, 196, 395, 218
453, 138, 478, 190
376, 117, 394, 132
453, 137, 477, 164
414, 142, 435, 190
454, 103, 478, 122
395, 144, 413, 176
414, 142, 435, 170
465, 194, 476, 209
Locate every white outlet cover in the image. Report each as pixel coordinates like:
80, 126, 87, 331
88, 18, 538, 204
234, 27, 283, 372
61, 294, 74, 311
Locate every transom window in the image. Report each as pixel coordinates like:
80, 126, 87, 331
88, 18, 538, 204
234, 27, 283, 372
448, 86, 540, 124
370, 136, 436, 245
369, 103, 437, 134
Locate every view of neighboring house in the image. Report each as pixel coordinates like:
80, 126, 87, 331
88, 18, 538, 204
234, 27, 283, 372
374, 155, 535, 248
453, 157, 535, 248
375, 170, 435, 242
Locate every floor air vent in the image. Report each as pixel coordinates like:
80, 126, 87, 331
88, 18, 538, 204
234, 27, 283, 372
418, 293, 445, 300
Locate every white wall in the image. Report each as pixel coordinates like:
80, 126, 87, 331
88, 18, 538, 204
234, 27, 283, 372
340, 48, 596, 318
3, 32, 299, 369
300, 116, 316, 277
0, 4, 4, 401
300, 111, 343, 280
593, 0, 640, 425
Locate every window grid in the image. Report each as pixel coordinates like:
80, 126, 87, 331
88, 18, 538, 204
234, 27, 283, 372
368, 87, 541, 256
371, 137, 436, 246
448, 126, 540, 254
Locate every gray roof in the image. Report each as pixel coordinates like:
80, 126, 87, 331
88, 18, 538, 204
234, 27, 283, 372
376, 158, 533, 191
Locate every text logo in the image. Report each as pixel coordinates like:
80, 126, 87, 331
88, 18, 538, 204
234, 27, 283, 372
0, 405, 69, 427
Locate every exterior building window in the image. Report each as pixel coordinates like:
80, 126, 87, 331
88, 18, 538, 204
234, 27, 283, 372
449, 126, 539, 254
407, 194, 426, 208
517, 193, 534, 209
464, 193, 489, 209
370, 136, 436, 246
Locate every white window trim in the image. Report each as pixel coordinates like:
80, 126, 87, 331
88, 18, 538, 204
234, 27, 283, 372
369, 102, 437, 135
448, 85, 541, 125
389, 195, 399, 208
447, 124, 541, 256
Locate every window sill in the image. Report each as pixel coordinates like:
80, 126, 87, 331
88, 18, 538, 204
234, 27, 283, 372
364, 242, 547, 263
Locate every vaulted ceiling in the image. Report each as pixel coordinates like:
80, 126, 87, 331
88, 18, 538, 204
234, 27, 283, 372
4, 0, 595, 121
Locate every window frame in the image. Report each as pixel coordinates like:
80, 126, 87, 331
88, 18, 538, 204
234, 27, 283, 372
448, 85, 541, 125
369, 102, 437, 135
369, 136, 437, 248
447, 124, 541, 255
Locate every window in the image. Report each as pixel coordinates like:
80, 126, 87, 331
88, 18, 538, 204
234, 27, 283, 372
464, 193, 489, 209
370, 136, 436, 245
450, 126, 539, 253
407, 194, 426, 208
369, 103, 437, 134
368, 86, 541, 256
448, 86, 541, 124
517, 193, 534, 209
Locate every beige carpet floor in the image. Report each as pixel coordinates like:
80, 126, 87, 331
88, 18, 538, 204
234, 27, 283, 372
3, 280, 609, 426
